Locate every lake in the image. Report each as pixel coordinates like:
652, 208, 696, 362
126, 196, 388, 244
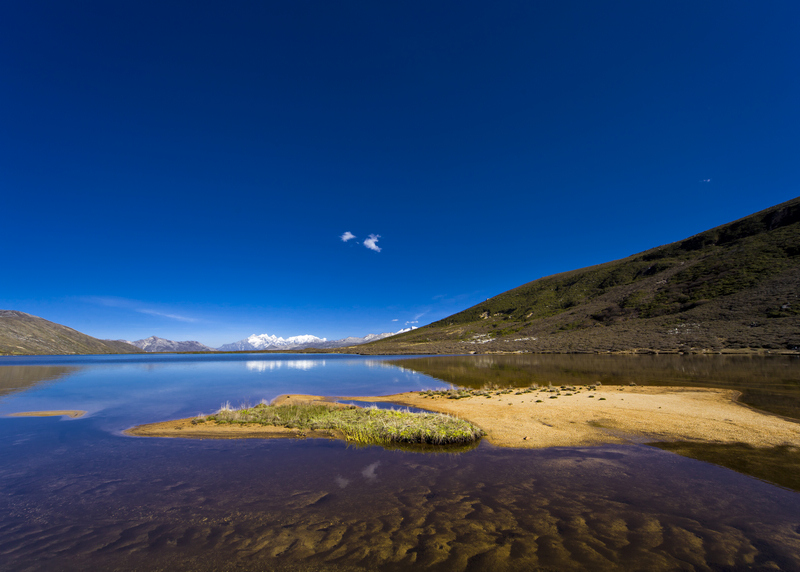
1, 353, 799, 571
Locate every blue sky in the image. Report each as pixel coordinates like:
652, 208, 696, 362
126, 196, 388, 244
2, 1, 798, 348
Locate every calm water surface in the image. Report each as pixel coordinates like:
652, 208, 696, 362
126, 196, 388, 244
393, 354, 800, 419
1, 353, 799, 571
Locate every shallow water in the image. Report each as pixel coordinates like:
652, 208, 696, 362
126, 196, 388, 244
1, 353, 799, 571
393, 354, 800, 419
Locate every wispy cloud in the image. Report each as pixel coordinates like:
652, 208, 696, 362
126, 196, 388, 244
391, 318, 398, 322
403, 311, 427, 326
137, 309, 198, 323
364, 234, 381, 252
340, 231, 356, 242
80, 296, 199, 323
701, 178, 711, 183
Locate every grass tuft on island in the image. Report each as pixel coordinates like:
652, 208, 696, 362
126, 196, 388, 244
195, 402, 484, 447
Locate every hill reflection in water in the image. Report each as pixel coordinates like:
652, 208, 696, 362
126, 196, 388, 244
391, 354, 800, 420
0, 365, 79, 398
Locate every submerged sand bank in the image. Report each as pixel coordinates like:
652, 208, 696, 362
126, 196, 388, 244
8, 410, 86, 418
360, 386, 800, 448
126, 387, 800, 449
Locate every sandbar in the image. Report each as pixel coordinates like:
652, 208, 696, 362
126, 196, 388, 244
360, 386, 800, 448
125, 387, 800, 448
8, 410, 86, 418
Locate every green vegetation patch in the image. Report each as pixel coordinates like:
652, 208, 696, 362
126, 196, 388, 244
651, 442, 800, 492
199, 402, 484, 447
375, 197, 800, 352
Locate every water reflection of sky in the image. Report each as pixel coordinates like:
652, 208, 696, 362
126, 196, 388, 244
246, 359, 323, 371
0, 354, 799, 571
0, 354, 444, 430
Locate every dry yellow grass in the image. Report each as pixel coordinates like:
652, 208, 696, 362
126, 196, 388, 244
127, 395, 344, 439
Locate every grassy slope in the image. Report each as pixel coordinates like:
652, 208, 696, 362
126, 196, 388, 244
356, 197, 800, 354
0, 310, 143, 356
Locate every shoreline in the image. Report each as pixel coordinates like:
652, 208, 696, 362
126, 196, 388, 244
355, 386, 800, 448
4, 348, 800, 358
126, 387, 800, 449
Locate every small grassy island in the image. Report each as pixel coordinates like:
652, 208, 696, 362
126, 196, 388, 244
206, 402, 483, 446
128, 397, 483, 449
127, 386, 800, 488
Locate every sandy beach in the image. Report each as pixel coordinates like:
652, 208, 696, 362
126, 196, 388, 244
126, 387, 800, 448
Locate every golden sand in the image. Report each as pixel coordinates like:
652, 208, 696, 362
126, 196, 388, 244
8, 410, 86, 418
360, 386, 800, 448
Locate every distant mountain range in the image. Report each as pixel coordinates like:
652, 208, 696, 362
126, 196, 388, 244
0, 311, 417, 356
127, 336, 215, 353
216, 328, 416, 351
355, 196, 800, 355
0, 311, 142, 356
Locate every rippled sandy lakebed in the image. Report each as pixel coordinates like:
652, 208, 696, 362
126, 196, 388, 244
1, 353, 799, 571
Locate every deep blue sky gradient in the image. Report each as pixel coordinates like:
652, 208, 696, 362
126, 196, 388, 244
2, 1, 799, 346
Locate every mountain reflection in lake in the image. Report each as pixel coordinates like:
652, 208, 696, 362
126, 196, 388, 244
0, 353, 798, 571
393, 353, 800, 420
0, 365, 80, 398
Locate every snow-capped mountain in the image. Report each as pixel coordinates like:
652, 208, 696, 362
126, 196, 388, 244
217, 327, 417, 352
129, 336, 215, 353
217, 333, 327, 352
310, 327, 417, 349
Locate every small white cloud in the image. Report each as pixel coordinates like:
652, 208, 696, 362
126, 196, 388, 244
335, 475, 350, 489
364, 234, 381, 252
340, 231, 356, 242
701, 178, 711, 183
405, 320, 419, 325
362, 461, 380, 481
391, 319, 398, 322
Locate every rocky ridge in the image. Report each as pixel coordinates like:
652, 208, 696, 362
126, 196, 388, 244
128, 336, 215, 353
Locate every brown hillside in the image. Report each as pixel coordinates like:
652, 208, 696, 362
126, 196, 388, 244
0, 310, 143, 356
350, 197, 800, 355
